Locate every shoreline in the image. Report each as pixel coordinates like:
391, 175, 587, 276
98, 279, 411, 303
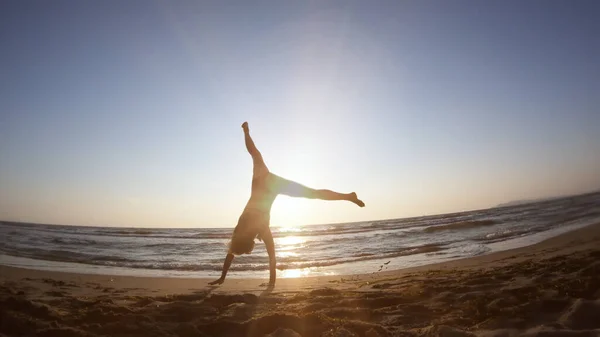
1, 221, 599, 294
0, 218, 596, 282
1, 222, 599, 336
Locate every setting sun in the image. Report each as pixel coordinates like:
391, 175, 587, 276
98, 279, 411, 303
271, 196, 315, 227
269, 150, 322, 227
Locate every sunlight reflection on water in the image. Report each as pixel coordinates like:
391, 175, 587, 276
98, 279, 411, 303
275, 235, 307, 252
280, 268, 311, 278
276, 226, 303, 233
280, 267, 336, 278
277, 251, 298, 258
277, 235, 306, 246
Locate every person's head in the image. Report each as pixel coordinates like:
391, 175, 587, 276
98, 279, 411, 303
229, 233, 255, 255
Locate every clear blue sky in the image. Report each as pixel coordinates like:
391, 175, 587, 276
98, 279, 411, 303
1, 0, 599, 228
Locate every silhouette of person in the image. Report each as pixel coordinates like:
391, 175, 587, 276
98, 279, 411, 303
209, 122, 365, 286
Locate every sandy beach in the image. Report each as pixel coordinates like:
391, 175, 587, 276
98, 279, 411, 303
1, 223, 600, 337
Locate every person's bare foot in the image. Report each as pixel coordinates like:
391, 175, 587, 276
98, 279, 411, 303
349, 192, 365, 207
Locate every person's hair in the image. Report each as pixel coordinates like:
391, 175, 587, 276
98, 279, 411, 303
229, 235, 255, 255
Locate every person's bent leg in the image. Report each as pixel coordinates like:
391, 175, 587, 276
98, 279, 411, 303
209, 253, 234, 285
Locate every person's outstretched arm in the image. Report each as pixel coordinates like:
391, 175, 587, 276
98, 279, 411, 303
272, 175, 365, 207
261, 228, 277, 286
242, 122, 269, 178
209, 253, 234, 285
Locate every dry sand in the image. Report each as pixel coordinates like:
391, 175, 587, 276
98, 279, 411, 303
1, 223, 600, 337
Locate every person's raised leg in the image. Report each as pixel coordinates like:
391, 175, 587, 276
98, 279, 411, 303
272, 175, 365, 207
314, 190, 365, 207
242, 122, 269, 178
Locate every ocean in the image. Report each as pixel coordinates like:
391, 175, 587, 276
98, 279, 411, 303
1, 192, 599, 279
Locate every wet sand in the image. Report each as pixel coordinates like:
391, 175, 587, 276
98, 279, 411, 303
1, 223, 600, 336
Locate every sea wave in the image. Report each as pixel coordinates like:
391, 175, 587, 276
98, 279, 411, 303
102, 229, 155, 235
423, 220, 497, 233
2, 192, 599, 278
51, 237, 98, 245
473, 229, 529, 243
0, 242, 446, 272
121, 244, 446, 272
0, 246, 134, 265
64, 225, 402, 241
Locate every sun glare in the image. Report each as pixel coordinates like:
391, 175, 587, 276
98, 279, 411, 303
277, 225, 303, 233
270, 149, 322, 227
281, 268, 311, 278
272, 195, 313, 227
280, 267, 337, 279
276, 235, 306, 248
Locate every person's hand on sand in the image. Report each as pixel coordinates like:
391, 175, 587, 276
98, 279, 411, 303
208, 277, 225, 285
242, 121, 249, 133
